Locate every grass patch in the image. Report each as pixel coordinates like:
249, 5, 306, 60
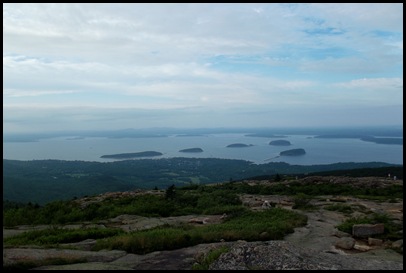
192, 245, 230, 270
92, 208, 307, 254
3, 227, 124, 247
324, 204, 354, 214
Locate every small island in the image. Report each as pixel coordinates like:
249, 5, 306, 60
279, 148, 306, 156
179, 148, 203, 153
269, 140, 291, 146
101, 151, 163, 159
226, 143, 254, 148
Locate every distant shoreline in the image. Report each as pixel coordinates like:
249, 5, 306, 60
314, 135, 402, 145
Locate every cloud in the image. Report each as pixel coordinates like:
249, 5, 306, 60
3, 3, 403, 133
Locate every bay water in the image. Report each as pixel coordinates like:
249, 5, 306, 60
3, 133, 403, 165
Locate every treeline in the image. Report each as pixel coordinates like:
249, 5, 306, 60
3, 158, 401, 205
4, 177, 403, 227
308, 166, 403, 178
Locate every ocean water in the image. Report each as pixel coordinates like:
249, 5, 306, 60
2, 133, 403, 165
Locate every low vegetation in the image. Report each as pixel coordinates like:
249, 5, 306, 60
3, 227, 125, 247
3, 168, 403, 268
192, 245, 230, 270
91, 208, 307, 254
336, 212, 403, 242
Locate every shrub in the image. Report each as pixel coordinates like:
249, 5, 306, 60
324, 204, 353, 214
292, 193, 313, 210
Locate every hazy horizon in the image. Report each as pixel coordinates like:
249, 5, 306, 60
3, 3, 403, 134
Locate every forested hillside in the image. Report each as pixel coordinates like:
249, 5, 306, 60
3, 158, 402, 205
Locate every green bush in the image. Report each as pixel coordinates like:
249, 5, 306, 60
292, 193, 313, 210
324, 204, 353, 214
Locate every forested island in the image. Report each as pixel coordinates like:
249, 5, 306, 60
100, 151, 163, 159
226, 143, 254, 148
179, 148, 204, 153
269, 140, 291, 146
280, 148, 306, 156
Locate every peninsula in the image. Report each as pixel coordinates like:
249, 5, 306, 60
100, 151, 163, 159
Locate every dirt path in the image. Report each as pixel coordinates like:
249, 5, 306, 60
284, 209, 346, 253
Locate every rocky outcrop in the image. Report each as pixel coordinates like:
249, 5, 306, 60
208, 240, 403, 270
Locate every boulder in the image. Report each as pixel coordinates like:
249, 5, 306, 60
335, 237, 355, 250
368, 238, 383, 246
392, 239, 403, 249
352, 223, 385, 238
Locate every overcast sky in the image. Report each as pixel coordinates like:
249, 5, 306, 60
3, 3, 403, 133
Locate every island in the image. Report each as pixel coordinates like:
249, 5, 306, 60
179, 148, 204, 153
279, 148, 306, 156
100, 151, 163, 159
226, 143, 254, 148
269, 140, 291, 146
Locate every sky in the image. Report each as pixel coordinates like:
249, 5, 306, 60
3, 3, 403, 133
